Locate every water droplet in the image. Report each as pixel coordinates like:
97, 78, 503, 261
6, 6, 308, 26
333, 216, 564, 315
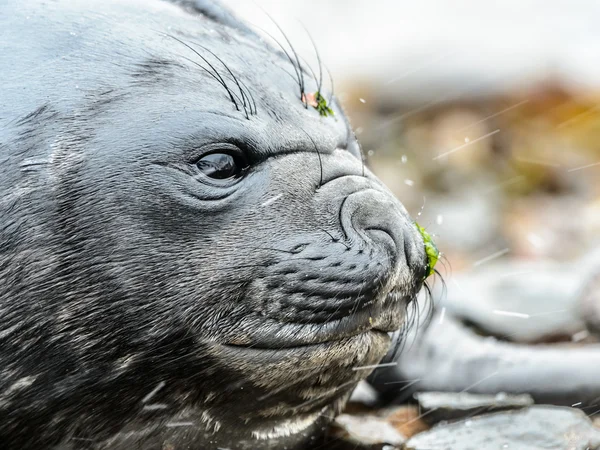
401, 155, 408, 163
436, 214, 443, 225
464, 137, 470, 143
404, 179, 414, 187
495, 392, 507, 401
355, 127, 363, 135
359, 98, 366, 103
367, 149, 375, 157
527, 232, 544, 248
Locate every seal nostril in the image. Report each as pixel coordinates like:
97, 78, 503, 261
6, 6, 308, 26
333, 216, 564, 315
340, 189, 409, 268
364, 227, 398, 261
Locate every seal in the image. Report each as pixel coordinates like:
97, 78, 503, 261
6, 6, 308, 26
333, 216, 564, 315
0, 1, 429, 448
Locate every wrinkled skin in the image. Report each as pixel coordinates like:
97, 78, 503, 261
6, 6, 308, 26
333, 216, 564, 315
0, 0, 427, 449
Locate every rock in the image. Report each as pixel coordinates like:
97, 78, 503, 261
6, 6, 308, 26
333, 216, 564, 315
370, 312, 600, 407
404, 406, 600, 450
328, 414, 405, 449
350, 380, 381, 407
384, 405, 430, 438
436, 262, 586, 343
579, 270, 600, 337
414, 391, 533, 424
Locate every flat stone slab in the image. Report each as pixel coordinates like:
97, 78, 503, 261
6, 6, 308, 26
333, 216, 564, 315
404, 406, 600, 450
436, 263, 585, 343
330, 413, 405, 448
414, 391, 533, 424
373, 312, 600, 406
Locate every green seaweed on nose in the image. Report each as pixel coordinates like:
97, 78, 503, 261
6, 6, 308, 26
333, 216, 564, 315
314, 91, 334, 117
415, 222, 439, 279
303, 91, 334, 117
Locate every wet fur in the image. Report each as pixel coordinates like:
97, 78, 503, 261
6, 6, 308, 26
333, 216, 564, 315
0, 1, 427, 449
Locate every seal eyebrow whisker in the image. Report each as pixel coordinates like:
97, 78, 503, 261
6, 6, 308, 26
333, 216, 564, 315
259, 9, 307, 107
249, 23, 305, 102
361, 144, 366, 178
178, 55, 246, 109
326, 64, 335, 106
300, 24, 323, 97
238, 78, 258, 115
299, 128, 323, 189
165, 34, 240, 112
299, 55, 321, 102
241, 245, 297, 255
191, 41, 253, 119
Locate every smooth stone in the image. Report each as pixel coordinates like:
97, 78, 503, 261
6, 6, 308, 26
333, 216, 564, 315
370, 312, 600, 407
350, 380, 382, 407
404, 406, 600, 450
579, 270, 600, 337
414, 391, 533, 424
330, 414, 405, 448
437, 261, 586, 343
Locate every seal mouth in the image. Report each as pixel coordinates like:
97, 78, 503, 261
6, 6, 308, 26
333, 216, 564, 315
223, 288, 413, 350
223, 328, 391, 351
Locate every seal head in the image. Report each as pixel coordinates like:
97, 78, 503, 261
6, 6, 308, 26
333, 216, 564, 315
0, 0, 428, 448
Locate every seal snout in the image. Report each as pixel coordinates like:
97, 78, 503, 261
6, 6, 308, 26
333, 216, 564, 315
243, 183, 430, 341
340, 188, 428, 287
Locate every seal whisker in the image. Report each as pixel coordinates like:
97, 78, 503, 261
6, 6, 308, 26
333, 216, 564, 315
320, 229, 351, 250
165, 34, 240, 112
300, 55, 320, 96
178, 55, 245, 108
300, 24, 323, 96
248, 23, 305, 101
238, 78, 258, 115
234, 244, 297, 255
299, 127, 324, 188
191, 41, 252, 119
258, 8, 307, 106
326, 63, 335, 106
361, 145, 366, 177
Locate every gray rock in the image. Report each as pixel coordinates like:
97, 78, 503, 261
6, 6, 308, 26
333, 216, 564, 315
350, 381, 381, 407
579, 270, 600, 337
436, 261, 586, 343
371, 313, 600, 406
404, 406, 600, 450
331, 414, 405, 448
414, 391, 533, 424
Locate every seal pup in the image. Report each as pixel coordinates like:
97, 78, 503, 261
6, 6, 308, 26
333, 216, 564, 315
0, 0, 430, 448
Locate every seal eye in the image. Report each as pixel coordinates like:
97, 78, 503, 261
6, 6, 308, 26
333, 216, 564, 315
196, 152, 246, 180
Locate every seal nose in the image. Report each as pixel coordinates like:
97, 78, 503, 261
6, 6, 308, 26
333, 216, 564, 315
340, 189, 424, 273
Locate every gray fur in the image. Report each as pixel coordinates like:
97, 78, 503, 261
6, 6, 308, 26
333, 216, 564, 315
0, 0, 427, 448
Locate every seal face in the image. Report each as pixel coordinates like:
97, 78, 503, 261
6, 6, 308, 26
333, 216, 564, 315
0, 1, 428, 448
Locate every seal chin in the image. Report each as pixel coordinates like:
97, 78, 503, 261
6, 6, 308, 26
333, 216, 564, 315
223, 286, 412, 352
217, 330, 391, 415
